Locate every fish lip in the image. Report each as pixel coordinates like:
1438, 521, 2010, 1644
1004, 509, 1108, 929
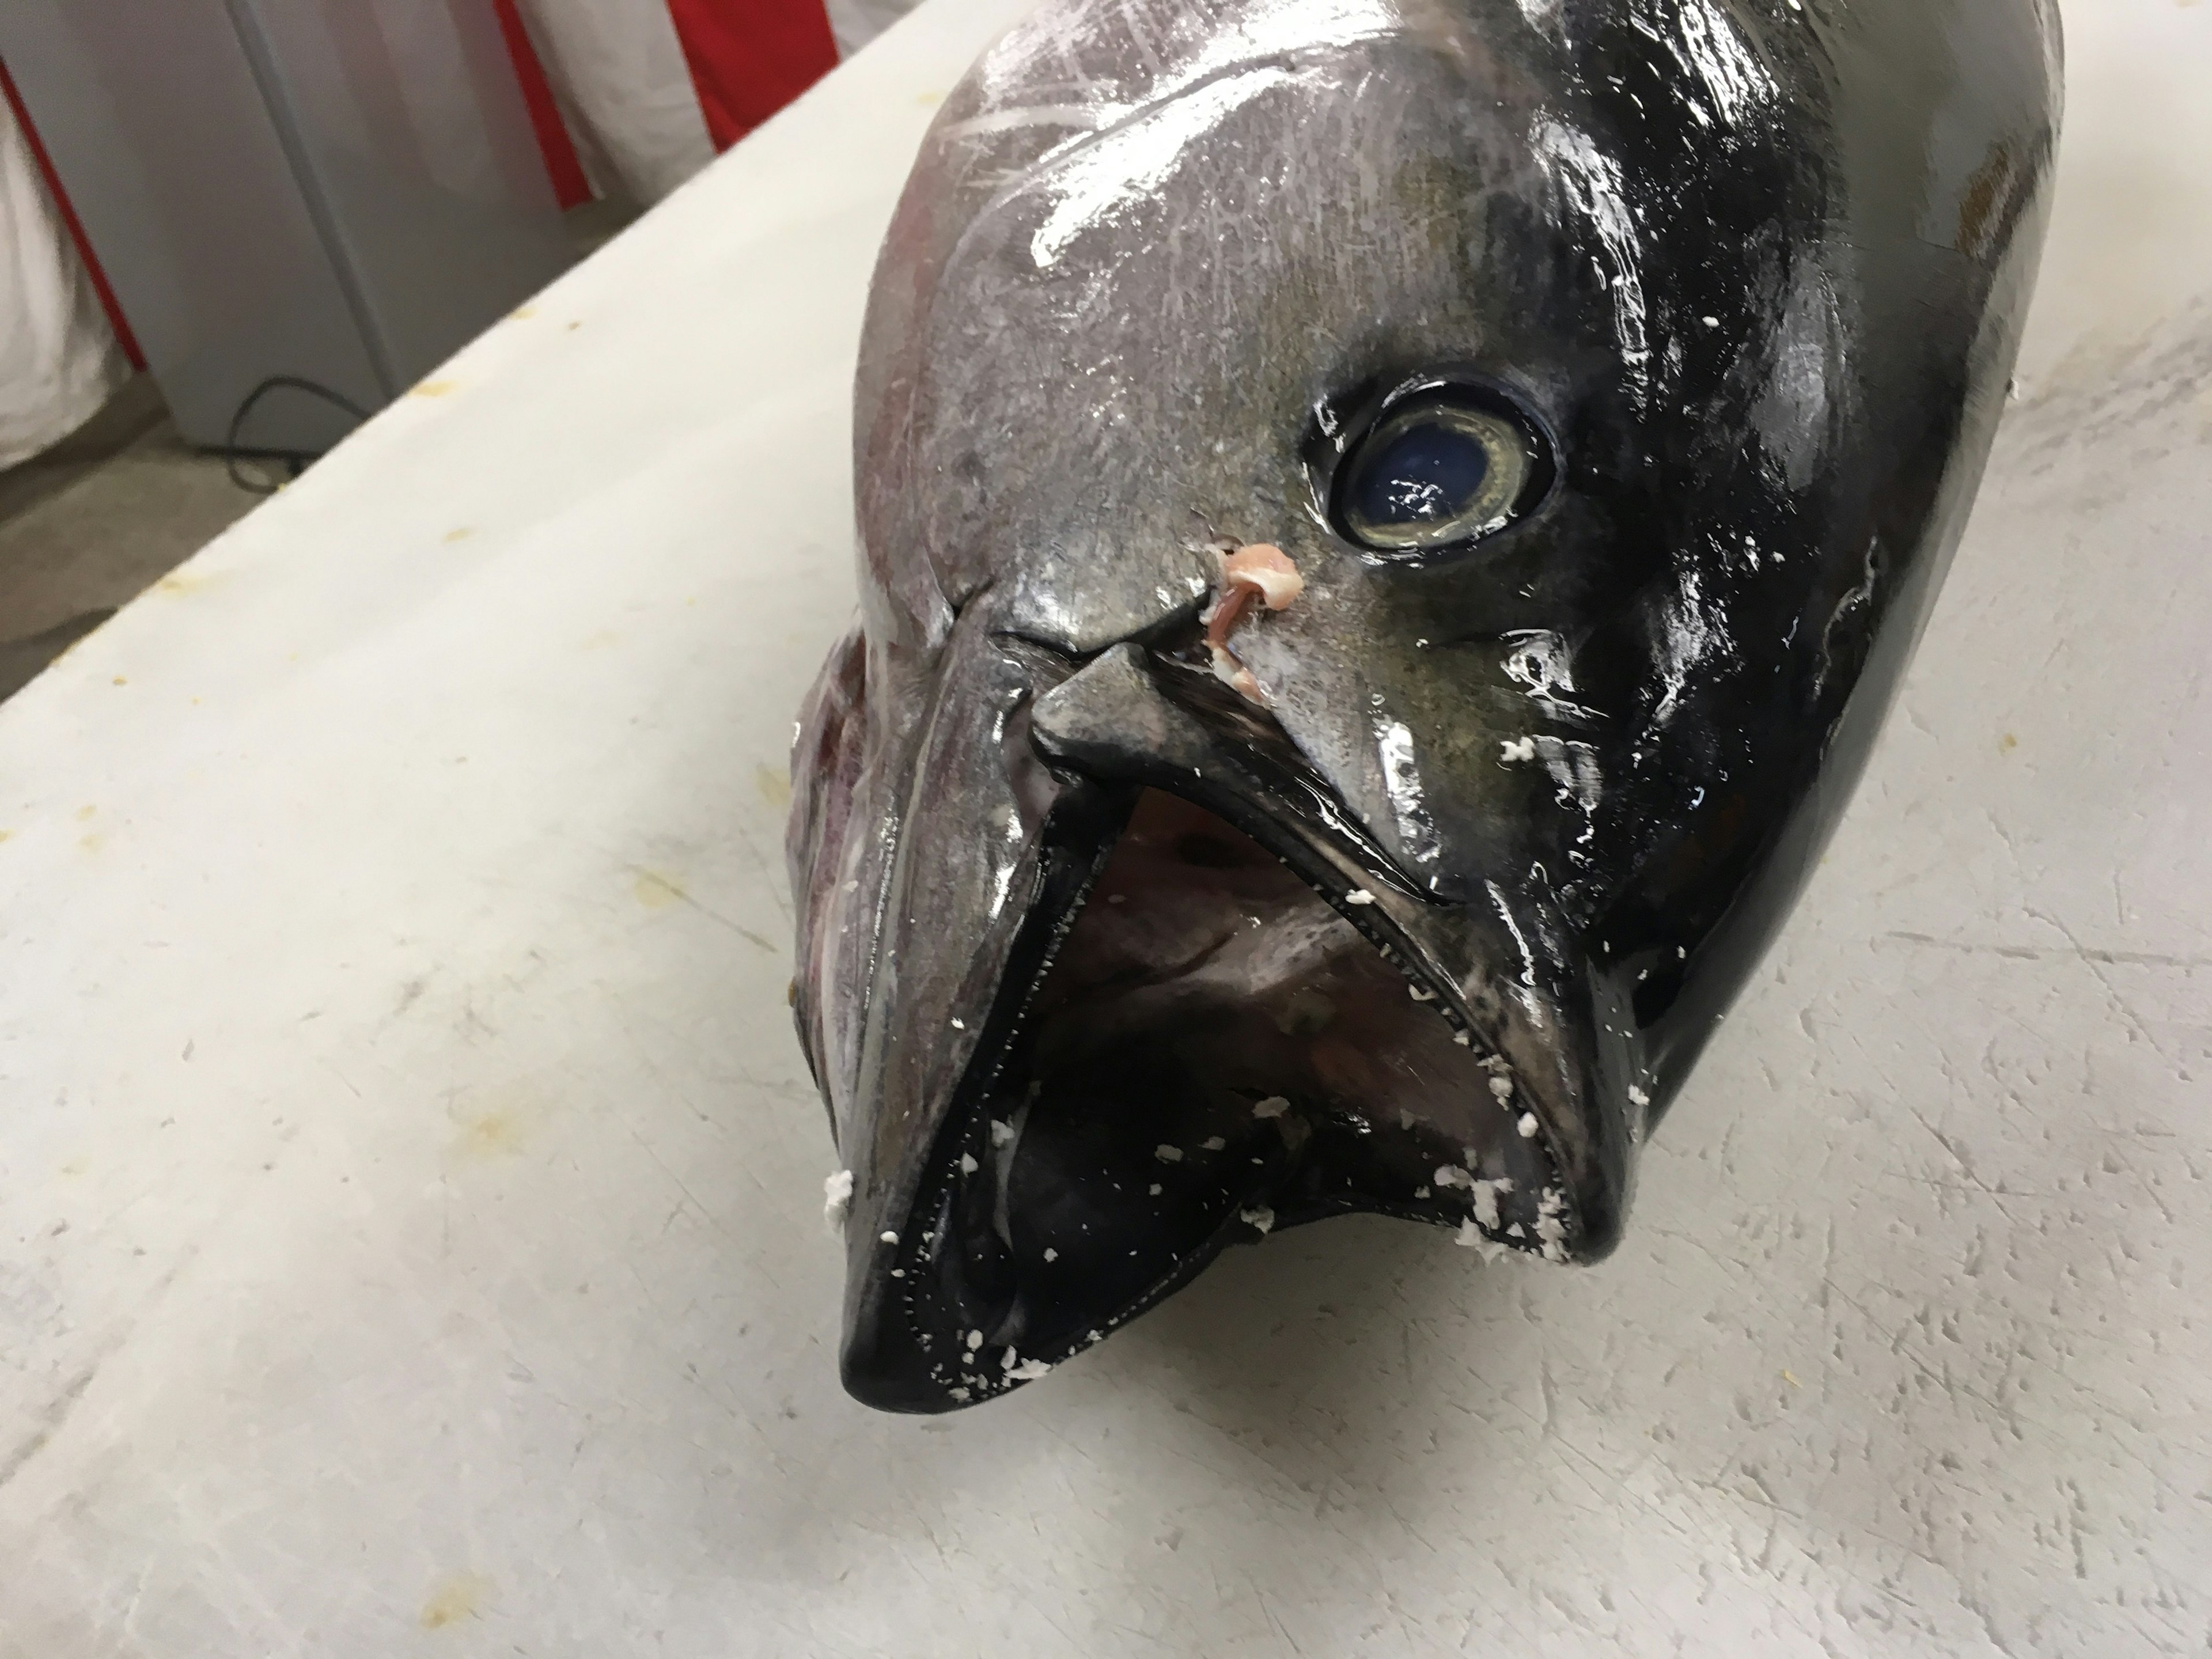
846, 643, 1606, 1411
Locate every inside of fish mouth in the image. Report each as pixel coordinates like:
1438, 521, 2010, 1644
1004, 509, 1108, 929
902, 787, 1566, 1395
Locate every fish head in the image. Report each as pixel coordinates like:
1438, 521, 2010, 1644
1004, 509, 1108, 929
789, 0, 2060, 1409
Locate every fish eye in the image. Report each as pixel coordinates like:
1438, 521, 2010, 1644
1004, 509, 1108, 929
1331, 385, 1555, 555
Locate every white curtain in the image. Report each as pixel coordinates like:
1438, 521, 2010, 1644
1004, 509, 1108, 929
514, 0, 924, 208
512, 0, 715, 207
824, 0, 922, 59
0, 89, 127, 471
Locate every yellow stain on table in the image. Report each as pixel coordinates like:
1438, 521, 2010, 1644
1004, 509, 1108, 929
450, 1106, 528, 1162
75, 805, 96, 822
632, 868, 686, 910
410, 380, 460, 399
442, 527, 475, 544
509, 304, 537, 320
418, 1572, 494, 1629
2000, 732, 2019, 753
754, 764, 791, 809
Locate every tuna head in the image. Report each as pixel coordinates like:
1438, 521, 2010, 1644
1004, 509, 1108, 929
789, 0, 2059, 1411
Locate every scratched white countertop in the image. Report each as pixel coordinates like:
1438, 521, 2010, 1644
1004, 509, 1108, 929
2, 2, 2206, 1654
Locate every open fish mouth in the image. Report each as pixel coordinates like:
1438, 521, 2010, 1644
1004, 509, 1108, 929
862, 643, 1574, 1408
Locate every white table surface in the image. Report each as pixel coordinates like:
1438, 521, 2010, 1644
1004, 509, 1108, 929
3, 3, 2207, 1654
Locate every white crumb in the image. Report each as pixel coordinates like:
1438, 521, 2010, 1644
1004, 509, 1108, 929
1253, 1096, 1290, 1119
891, 1268, 905, 1278
990, 1119, 1015, 1147
1008, 1358, 1053, 1381
1457, 1221, 1508, 1264
1501, 737, 1537, 763
1149, 1183, 1163, 1196
1518, 1112, 1540, 1138
822, 1169, 854, 1234
959, 1152, 979, 1175
1240, 1206, 1276, 1234
949, 1386, 971, 1402
1415, 1186, 1431, 1199
950, 1017, 965, 1031
1200, 1135, 1226, 1152
1453, 1030, 1471, 1047
880, 1230, 898, 1244
1628, 1085, 1652, 1107
1471, 1179, 1503, 1231
1488, 1074, 1514, 1101
1435, 1165, 1475, 1191
1400, 1109, 1417, 1130
1043, 1247, 1058, 1262
1537, 1186, 1570, 1260
1456, 1218, 1488, 1250
1346, 889, 1376, 906
1407, 983, 1435, 1002
1154, 1145, 1184, 1162
965, 1328, 983, 1351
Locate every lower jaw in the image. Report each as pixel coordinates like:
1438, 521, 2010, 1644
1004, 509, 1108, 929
887, 787, 1566, 1404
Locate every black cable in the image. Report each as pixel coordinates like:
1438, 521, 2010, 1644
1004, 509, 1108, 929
217, 376, 370, 495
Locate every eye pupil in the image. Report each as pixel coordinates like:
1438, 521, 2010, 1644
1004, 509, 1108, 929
1331, 387, 1551, 555
1359, 423, 1493, 527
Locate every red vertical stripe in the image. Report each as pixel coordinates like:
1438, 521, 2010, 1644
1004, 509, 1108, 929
490, 0, 593, 210
0, 55, 146, 371
664, 0, 839, 153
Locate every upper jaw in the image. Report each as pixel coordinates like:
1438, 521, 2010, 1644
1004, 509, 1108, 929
838, 641, 1631, 1412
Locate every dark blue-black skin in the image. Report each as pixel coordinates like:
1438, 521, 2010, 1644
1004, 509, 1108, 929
789, 0, 2061, 1412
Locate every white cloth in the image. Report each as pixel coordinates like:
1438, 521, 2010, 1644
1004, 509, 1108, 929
513, 0, 717, 207
0, 90, 127, 471
515, 0, 925, 208
825, 0, 924, 58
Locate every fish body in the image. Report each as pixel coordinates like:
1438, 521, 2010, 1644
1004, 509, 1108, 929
789, 0, 2060, 1411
